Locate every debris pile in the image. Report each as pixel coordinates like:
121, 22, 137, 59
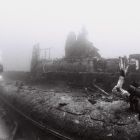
0, 81, 140, 140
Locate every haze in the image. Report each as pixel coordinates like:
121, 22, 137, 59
0, 0, 140, 71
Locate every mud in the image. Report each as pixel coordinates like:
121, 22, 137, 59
1, 79, 140, 140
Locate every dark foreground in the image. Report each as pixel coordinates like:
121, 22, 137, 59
1, 71, 140, 140
0, 96, 63, 140
1, 80, 140, 140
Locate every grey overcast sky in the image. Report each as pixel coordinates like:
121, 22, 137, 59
0, 0, 140, 71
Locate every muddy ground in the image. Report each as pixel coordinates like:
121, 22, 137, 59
1, 71, 140, 140
1, 79, 140, 140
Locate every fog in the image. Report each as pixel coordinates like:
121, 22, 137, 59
0, 0, 140, 71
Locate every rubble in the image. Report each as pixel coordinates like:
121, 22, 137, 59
0, 81, 140, 140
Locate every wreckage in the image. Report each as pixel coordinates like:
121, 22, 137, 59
30, 29, 140, 91
1, 29, 140, 139
1, 73, 140, 139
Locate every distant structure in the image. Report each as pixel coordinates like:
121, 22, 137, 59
30, 43, 40, 73
30, 28, 103, 74
31, 28, 140, 75
65, 27, 101, 58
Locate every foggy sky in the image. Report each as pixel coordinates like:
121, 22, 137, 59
0, 0, 140, 71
